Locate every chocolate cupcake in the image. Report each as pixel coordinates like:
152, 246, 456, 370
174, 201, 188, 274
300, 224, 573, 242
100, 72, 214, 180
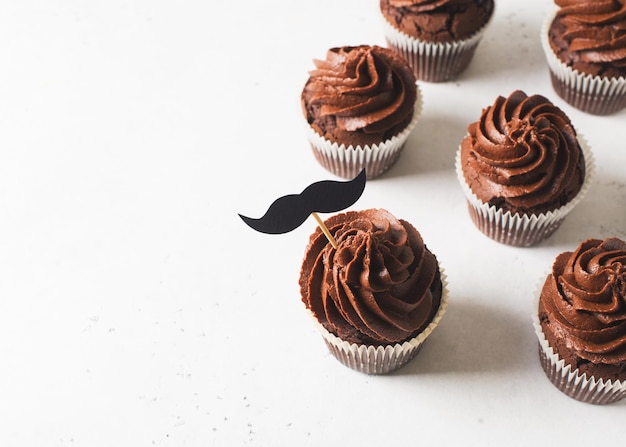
534, 238, 626, 404
379, 0, 494, 82
301, 45, 422, 180
456, 90, 594, 247
541, 1, 626, 115
299, 209, 448, 374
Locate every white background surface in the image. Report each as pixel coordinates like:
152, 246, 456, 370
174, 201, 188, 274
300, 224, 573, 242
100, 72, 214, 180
0, 1, 625, 446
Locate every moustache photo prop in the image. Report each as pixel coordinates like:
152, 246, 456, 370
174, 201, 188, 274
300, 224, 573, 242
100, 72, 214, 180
239, 169, 366, 248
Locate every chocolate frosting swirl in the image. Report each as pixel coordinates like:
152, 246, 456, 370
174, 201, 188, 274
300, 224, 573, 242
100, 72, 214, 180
460, 90, 585, 215
380, 0, 494, 42
301, 45, 417, 147
299, 209, 442, 346
550, 0, 626, 78
539, 238, 626, 366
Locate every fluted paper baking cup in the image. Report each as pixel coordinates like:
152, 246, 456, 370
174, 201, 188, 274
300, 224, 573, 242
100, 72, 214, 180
380, 11, 492, 82
455, 135, 594, 247
532, 285, 626, 404
304, 94, 422, 180
541, 10, 626, 115
309, 268, 448, 375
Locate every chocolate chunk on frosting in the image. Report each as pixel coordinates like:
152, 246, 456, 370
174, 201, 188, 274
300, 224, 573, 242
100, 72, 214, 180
299, 209, 442, 346
301, 45, 417, 148
460, 90, 585, 215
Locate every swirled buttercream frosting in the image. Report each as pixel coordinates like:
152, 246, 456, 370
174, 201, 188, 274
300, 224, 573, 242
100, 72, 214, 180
379, 0, 494, 42
460, 90, 585, 215
301, 45, 417, 148
549, 0, 626, 78
539, 238, 626, 380
299, 209, 442, 346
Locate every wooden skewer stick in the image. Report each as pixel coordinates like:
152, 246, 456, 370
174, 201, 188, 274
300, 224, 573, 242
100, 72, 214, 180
312, 212, 338, 249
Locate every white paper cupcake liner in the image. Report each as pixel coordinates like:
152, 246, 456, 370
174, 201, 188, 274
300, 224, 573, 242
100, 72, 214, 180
532, 283, 626, 404
380, 10, 492, 82
309, 268, 448, 375
455, 135, 594, 247
304, 92, 422, 180
541, 10, 626, 115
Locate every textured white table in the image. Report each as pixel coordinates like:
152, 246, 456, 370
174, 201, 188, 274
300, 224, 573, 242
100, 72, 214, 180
0, 1, 624, 445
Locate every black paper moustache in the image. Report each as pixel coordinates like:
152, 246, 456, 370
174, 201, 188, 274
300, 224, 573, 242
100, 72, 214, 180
239, 169, 366, 234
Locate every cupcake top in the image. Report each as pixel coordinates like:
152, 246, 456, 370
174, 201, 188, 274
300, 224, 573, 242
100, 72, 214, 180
379, 0, 494, 42
548, 0, 626, 79
459, 90, 586, 216
301, 45, 418, 148
299, 208, 442, 346
538, 238, 626, 379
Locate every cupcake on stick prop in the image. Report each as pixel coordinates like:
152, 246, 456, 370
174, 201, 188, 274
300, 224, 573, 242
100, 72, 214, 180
240, 168, 448, 375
